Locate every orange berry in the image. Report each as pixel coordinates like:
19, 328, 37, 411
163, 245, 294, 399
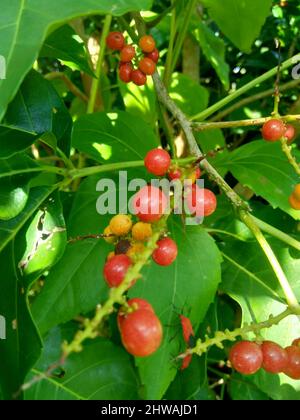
132, 222, 153, 242
289, 194, 300, 210
293, 184, 300, 202
109, 215, 132, 236
139, 35, 156, 53
138, 57, 156, 75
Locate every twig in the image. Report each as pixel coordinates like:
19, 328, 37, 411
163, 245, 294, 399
280, 137, 300, 176
44, 72, 88, 103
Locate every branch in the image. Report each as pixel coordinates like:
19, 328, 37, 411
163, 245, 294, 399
280, 137, 300, 176
44, 72, 88, 104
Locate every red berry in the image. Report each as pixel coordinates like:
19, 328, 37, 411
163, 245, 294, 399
152, 237, 178, 266
262, 119, 285, 142
131, 69, 147, 86
180, 315, 195, 344
284, 346, 300, 380
146, 48, 159, 63
144, 148, 171, 176
261, 341, 288, 374
119, 62, 133, 83
285, 124, 296, 143
119, 309, 163, 357
195, 167, 201, 179
186, 185, 217, 217
229, 341, 263, 375
168, 167, 182, 181
103, 254, 132, 288
132, 186, 169, 223
120, 45, 136, 62
139, 57, 156, 76
293, 338, 300, 347
181, 354, 193, 370
106, 32, 125, 51
127, 298, 155, 313
139, 35, 156, 53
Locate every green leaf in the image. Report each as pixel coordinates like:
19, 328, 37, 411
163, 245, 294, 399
193, 22, 230, 89
216, 141, 300, 220
0, 243, 42, 399
40, 25, 94, 76
201, 0, 273, 53
4, 70, 72, 154
229, 374, 270, 400
25, 327, 139, 400
0, 126, 37, 158
169, 73, 209, 117
129, 220, 222, 400
72, 112, 159, 164
0, 0, 153, 121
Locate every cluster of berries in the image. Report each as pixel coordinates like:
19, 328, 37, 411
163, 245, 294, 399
262, 119, 295, 143
106, 31, 159, 86
229, 338, 300, 380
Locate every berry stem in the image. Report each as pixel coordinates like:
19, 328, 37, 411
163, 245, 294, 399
280, 137, 300, 176
87, 14, 112, 114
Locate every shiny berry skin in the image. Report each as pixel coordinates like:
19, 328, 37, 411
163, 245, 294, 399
119, 63, 133, 83
289, 194, 300, 210
261, 341, 288, 374
168, 167, 182, 181
103, 254, 132, 288
180, 315, 195, 344
119, 309, 163, 357
127, 298, 155, 313
132, 222, 153, 242
131, 69, 147, 86
120, 45, 136, 62
284, 346, 300, 380
293, 338, 300, 347
115, 239, 131, 255
186, 185, 217, 217
139, 35, 156, 53
152, 237, 178, 266
109, 214, 132, 236
285, 124, 296, 143
144, 148, 171, 176
132, 186, 169, 223
262, 119, 285, 142
139, 57, 156, 75
106, 32, 125, 51
181, 354, 193, 370
229, 341, 263, 375
146, 48, 159, 63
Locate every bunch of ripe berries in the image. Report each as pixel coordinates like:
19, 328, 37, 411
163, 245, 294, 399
106, 31, 159, 86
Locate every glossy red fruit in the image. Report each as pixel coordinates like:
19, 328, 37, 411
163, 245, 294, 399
262, 119, 285, 142
168, 167, 182, 181
180, 315, 195, 344
127, 298, 155, 313
120, 309, 163, 357
146, 48, 159, 63
139, 57, 156, 75
285, 124, 296, 143
195, 167, 201, 179
106, 32, 125, 51
293, 338, 300, 347
152, 237, 178, 266
284, 346, 300, 379
132, 186, 169, 223
144, 148, 171, 176
131, 69, 147, 86
186, 185, 217, 217
229, 341, 263, 375
103, 254, 132, 288
181, 354, 193, 370
119, 62, 133, 83
261, 341, 288, 374
120, 45, 136, 62
139, 35, 156, 53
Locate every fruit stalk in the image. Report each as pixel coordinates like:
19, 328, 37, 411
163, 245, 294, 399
280, 137, 300, 176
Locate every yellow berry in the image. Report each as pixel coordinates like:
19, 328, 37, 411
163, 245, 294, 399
127, 242, 145, 258
103, 226, 115, 244
109, 214, 132, 236
132, 222, 153, 242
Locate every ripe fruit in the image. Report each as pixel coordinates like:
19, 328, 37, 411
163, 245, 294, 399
103, 226, 115, 244
293, 338, 300, 347
289, 194, 300, 210
188, 167, 202, 184
119, 309, 163, 357
186, 185, 217, 217
144, 148, 171, 176
139, 35, 156, 53
285, 124, 296, 143
119, 62, 133, 83
126, 242, 145, 258
284, 346, 300, 380
115, 239, 131, 255
120, 45, 136, 62
262, 119, 285, 142
109, 214, 132, 236
103, 254, 132, 288
292, 184, 300, 202
132, 222, 153, 242
146, 48, 159, 63
139, 57, 156, 76
127, 298, 155, 313
180, 315, 195, 344
168, 167, 182, 181
152, 237, 178, 266
106, 32, 125, 51
132, 186, 169, 223
131, 69, 147, 86
261, 341, 288, 374
229, 341, 263, 375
